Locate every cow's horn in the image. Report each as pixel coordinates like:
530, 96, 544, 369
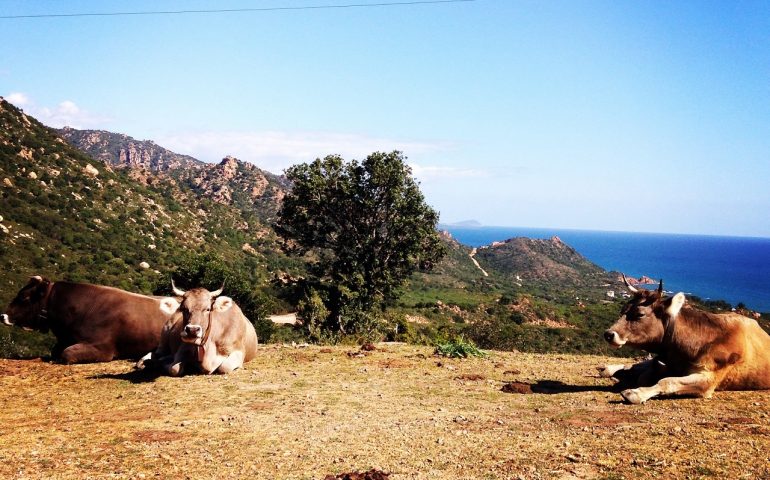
171, 279, 186, 297
622, 274, 639, 293
210, 282, 224, 298
657, 279, 664, 295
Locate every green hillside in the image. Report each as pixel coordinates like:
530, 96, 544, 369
0, 99, 302, 308
1, 97, 633, 357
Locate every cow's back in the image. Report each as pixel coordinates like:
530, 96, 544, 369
52, 282, 171, 359
718, 314, 770, 390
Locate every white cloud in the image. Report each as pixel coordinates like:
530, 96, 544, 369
6, 92, 29, 106
156, 130, 452, 174
36, 100, 111, 129
2, 92, 111, 129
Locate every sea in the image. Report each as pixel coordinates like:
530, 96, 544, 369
442, 226, 770, 313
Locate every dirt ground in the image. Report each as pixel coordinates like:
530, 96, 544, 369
1, 344, 769, 480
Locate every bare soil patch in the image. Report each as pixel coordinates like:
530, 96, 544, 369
1, 344, 770, 479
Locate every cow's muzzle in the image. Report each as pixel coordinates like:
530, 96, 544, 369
1, 314, 11, 326
603, 329, 625, 348
182, 324, 203, 342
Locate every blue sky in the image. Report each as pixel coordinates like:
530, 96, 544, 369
2, 0, 769, 236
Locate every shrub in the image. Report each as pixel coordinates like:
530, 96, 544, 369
434, 336, 487, 359
0, 328, 56, 359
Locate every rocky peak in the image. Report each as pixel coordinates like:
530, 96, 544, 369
218, 156, 240, 181
54, 126, 289, 223
57, 128, 202, 172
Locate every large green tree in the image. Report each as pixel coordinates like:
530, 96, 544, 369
275, 151, 446, 334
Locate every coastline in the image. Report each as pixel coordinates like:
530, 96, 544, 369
442, 225, 770, 313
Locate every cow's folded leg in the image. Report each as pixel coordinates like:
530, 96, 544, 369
167, 361, 184, 377
216, 351, 245, 374
621, 372, 714, 404
135, 351, 153, 369
598, 358, 663, 388
60, 343, 114, 364
51, 342, 66, 360
165, 348, 189, 377
137, 349, 173, 370
597, 364, 627, 378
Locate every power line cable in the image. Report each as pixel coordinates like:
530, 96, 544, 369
0, 0, 476, 20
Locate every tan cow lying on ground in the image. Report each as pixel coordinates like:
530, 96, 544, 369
137, 282, 258, 376
599, 276, 770, 404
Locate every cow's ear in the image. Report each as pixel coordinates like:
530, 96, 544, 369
214, 296, 233, 312
159, 297, 180, 315
665, 292, 686, 318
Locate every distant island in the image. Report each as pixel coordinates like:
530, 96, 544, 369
441, 220, 482, 227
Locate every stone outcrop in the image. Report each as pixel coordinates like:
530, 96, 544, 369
615, 273, 658, 285
84, 164, 99, 177
57, 127, 202, 172
57, 127, 290, 222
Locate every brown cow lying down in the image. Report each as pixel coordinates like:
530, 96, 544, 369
599, 276, 770, 404
1, 276, 174, 364
137, 283, 258, 376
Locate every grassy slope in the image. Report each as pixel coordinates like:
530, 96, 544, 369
0, 99, 305, 302
0, 344, 768, 479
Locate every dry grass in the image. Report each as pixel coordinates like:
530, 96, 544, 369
1, 344, 769, 479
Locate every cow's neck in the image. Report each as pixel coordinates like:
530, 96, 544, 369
662, 307, 723, 362
196, 337, 221, 373
196, 309, 218, 360
48, 283, 98, 330
39, 281, 55, 319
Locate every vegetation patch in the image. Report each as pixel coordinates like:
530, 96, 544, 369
434, 336, 487, 358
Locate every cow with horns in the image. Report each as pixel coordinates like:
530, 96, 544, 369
137, 281, 258, 376
2, 276, 174, 364
598, 275, 770, 403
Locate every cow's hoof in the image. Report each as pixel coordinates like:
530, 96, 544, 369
621, 388, 644, 404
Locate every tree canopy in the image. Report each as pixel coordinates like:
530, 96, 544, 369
275, 151, 446, 334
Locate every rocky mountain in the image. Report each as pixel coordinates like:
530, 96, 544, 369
180, 156, 289, 223
57, 127, 202, 172
58, 128, 290, 223
0, 98, 297, 309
